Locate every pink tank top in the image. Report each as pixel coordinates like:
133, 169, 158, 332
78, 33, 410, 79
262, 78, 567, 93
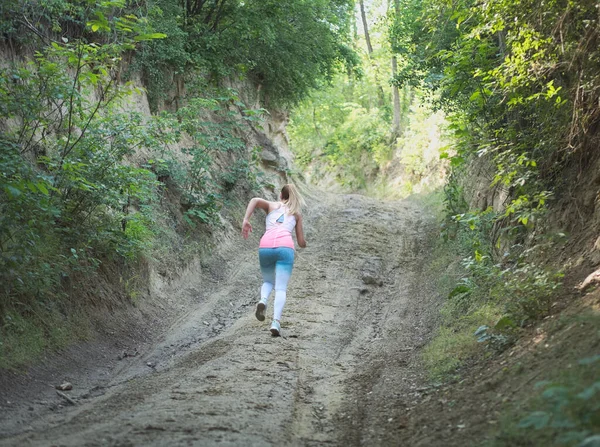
259, 205, 297, 249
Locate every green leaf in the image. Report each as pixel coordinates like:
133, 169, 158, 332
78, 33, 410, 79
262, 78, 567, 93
580, 435, 600, 447
518, 411, 550, 429
474, 250, 483, 262
5, 185, 22, 197
449, 284, 471, 298
494, 316, 516, 330
133, 33, 167, 42
26, 182, 38, 193
102, 0, 125, 6
474, 325, 489, 337
577, 382, 600, 401
578, 355, 600, 365
450, 156, 464, 167
555, 431, 589, 445
37, 182, 49, 195
542, 386, 568, 400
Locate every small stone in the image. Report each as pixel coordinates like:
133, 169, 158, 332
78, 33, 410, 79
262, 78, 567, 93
56, 382, 73, 391
260, 150, 278, 164
361, 274, 379, 285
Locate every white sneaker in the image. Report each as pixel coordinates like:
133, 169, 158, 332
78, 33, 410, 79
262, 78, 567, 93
255, 298, 267, 321
270, 320, 281, 336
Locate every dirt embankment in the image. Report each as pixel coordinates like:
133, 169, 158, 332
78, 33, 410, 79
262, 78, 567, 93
0, 188, 443, 446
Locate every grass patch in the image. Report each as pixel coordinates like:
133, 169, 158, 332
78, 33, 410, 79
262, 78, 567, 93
424, 304, 503, 380
0, 305, 91, 371
422, 326, 477, 379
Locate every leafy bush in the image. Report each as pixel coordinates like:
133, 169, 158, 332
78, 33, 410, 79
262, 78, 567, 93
0, 2, 168, 304
0, 1, 242, 366
389, 0, 594, 346
488, 352, 600, 446
424, 197, 564, 380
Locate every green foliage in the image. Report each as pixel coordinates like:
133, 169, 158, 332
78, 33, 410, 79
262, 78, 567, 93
393, 100, 450, 196
447, 208, 563, 319
1, 0, 165, 46
142, 86, 267, 226
390, 0, 598, 210
389, 0, 600, 381
0, 3, 167, 305
0, 305, 90, 370
323, 106, 390, 188
288, 2, 449, 195
130, 0, 356, 109
290, 89, 391, 189
391, 0, 600, 222
424, 198, 564, 379
487, 350, 600, 446
0, 1, 266, 369
286, 1, 396, 189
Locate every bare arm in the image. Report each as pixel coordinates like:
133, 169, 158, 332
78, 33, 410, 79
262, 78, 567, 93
242, 198, 274, 239
295, 214, 307, 248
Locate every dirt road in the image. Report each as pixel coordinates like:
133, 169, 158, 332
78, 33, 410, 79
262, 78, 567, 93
0, 190, 439, 446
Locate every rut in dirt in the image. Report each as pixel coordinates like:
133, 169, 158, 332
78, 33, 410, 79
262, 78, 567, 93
1, 190, 440, 446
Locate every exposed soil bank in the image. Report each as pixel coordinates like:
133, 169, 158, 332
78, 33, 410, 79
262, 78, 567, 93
0, 189, 441, 446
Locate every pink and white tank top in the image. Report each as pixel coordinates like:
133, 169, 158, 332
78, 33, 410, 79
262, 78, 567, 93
259, 205, 297, 249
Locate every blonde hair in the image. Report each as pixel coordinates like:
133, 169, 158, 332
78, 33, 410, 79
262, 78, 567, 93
281, 184, 305, 216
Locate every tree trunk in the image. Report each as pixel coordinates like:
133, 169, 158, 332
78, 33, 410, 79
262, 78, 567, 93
391, 0, 401, 138
391, 56, 401, 137
359, 0, 373, 55
359, 0, 385, 107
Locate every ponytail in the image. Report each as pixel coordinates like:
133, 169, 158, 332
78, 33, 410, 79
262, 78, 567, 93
281, 184, 305, 216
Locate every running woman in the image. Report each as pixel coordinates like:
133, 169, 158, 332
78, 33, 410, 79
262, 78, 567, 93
241, 184, 307, 336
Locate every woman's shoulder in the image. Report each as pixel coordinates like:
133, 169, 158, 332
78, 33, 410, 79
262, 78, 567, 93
267, 201, 284, 213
